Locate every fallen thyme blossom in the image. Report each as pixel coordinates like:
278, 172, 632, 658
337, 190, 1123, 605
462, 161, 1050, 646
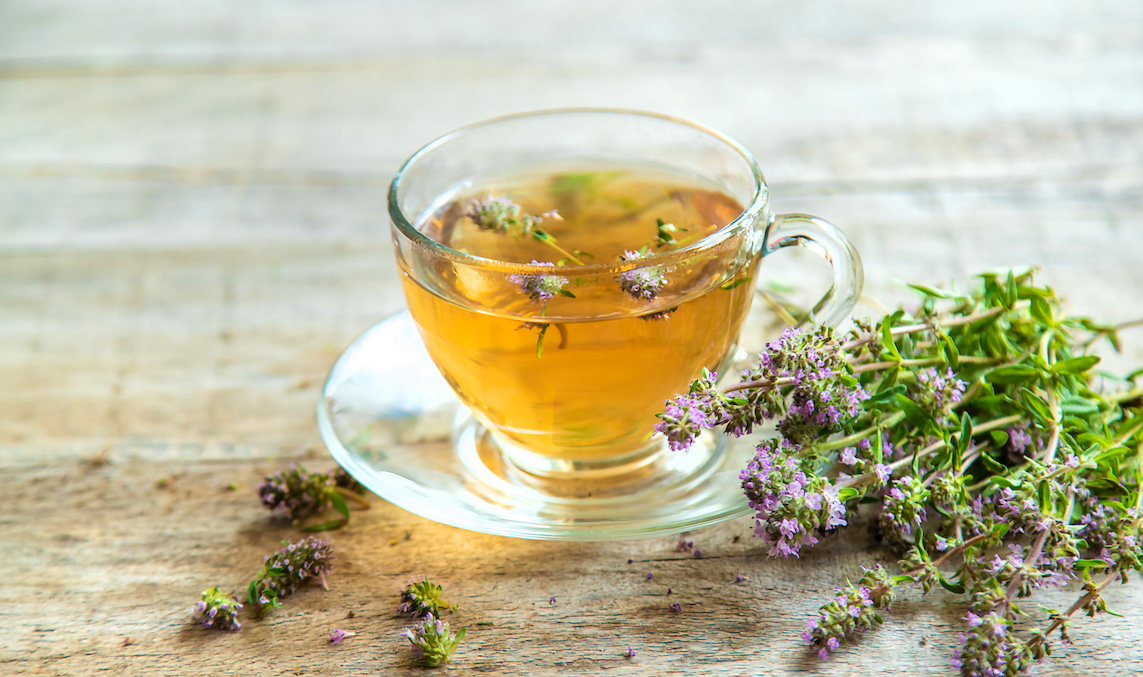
398, 578, 454, 618
258, 464, 368, 531
400, 613, 465, 667
191, 587, 243, 631
247, 535, 334, 614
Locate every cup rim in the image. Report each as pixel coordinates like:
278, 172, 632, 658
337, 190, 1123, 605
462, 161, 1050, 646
388, 108, 769, 274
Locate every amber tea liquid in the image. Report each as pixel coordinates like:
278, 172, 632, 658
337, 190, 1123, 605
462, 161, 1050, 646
400, 168, 758, 469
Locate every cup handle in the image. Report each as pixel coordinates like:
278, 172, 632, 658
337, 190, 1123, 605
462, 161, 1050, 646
762, 213, 864, 327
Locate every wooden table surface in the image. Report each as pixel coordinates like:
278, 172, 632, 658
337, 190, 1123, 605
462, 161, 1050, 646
3, 2, 1142, 675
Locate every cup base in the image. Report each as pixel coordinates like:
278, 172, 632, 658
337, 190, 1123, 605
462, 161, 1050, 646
457, 417, 723, 501
318, 309, 770, 540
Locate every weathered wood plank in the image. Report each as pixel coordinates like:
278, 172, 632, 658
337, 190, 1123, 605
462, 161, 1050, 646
2, 460, 1142, 676
0, 0, 1139, 64
1, 46, 1141, 182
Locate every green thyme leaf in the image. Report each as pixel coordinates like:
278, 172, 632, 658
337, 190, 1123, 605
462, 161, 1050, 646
988, 365, 1040, 385
907, 283, 970, 301
330, 492, 350, 519
1053, 355, 1101, 375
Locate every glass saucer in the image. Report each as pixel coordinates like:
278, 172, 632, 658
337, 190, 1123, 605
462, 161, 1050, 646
318, 308, 777, 541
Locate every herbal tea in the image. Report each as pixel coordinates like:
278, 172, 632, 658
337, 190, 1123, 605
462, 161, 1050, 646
400, 168, 758, 465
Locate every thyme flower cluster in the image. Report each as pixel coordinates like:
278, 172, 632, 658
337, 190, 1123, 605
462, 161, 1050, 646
400, 613, 466, 667
248, 535, 334, 613
467, 196, 558, 236
508, 261, 570, 302
467, 195, 587, 268
953, 612, 1033, 677
191, 587, 243, 631
803, 565, 898, 659
259, 464, 337, 520
617, 248, 667, 301
258, 464, 366, 531
657, 269, 1143, 676
398, 578, 454, 618
740, 439, 848, 558
655, 326, 869, 454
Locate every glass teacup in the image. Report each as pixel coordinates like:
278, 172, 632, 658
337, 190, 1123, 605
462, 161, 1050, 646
389, 109, 862, 487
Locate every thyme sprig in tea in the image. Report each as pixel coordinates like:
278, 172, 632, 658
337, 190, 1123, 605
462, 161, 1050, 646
467, 196, 589, 265
463, 184, 708, 357
655, 269, 1142, 675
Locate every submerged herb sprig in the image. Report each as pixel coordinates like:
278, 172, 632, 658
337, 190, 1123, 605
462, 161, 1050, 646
617, 247, 667, 301
258, 464, 369, 531
656, 269, 1143, 675
468, 195, 587, 264
247, 536, 334, 614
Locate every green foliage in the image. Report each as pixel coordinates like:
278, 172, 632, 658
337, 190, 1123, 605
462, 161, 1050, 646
774, 269, 1141, 673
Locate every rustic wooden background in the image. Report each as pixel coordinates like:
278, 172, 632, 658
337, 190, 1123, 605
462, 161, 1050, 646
2, 1, 1142, 675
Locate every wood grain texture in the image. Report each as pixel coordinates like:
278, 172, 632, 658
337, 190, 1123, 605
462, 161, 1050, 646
1, 2, 1142, 675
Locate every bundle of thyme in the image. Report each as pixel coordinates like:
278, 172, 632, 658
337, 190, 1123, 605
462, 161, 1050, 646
656, 269, 1142, 675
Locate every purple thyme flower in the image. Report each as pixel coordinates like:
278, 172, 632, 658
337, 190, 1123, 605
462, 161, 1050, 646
952, 612, 1034, 677
740, 439, 849, 558
192, 587, 242, 631
753, 327, 870, 446
1078, 501, 1111, 554
839, 446, 858, 466
655, 370, 727, 451
874, 463, 892, 486
1008, 426, 1034, 455
509, 260, 570, 302
467, 195, 557, 236
626, 645, 637, 658
879, 475, 929, 540
248, 536, 334, 613
616, 249, 667, 301
912, 367, 967, 418
660, 325, 866, 451
669, 603, 682, 612
806, 566, 897, 660
329, 628, 355, 643
258, 463, 339, 521
401, 612, 466, 668
549, 596, 556, 604
398, 578, 453, 618
647, 572, 653, 579
656, 398, 713, 451
991, 486, 1044, 533
675, 537, 694, 552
